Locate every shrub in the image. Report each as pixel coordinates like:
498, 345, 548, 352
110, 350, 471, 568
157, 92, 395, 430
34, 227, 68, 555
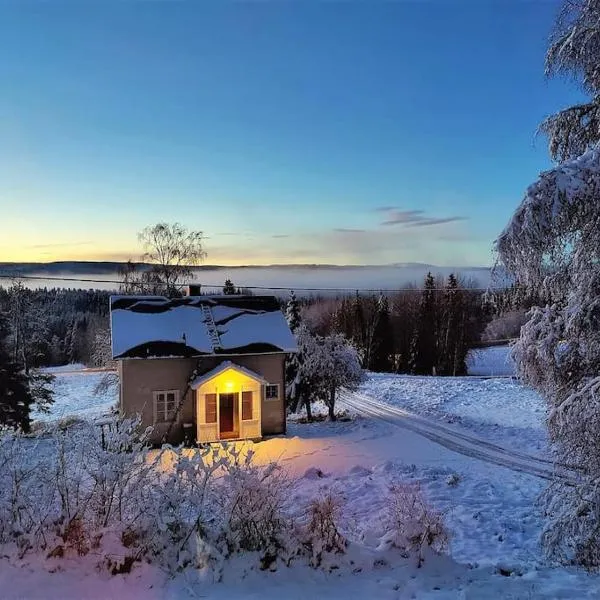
300, 494, 347, 567
378, 482, 449, 567
218, 451, 290, 568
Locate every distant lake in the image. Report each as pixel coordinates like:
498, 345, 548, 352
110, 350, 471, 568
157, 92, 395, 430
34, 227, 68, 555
7, 264, 495, 296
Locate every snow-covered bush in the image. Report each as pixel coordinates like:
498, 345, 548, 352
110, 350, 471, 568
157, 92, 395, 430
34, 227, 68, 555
378, 483, 449, 567
217, 449, 290, 568
299, 494, 347, 568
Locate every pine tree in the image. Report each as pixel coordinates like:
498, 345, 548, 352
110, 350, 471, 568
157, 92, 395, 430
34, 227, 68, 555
409, 273, 438, 375
285, 290, 301, 332
223, 279, 236, 295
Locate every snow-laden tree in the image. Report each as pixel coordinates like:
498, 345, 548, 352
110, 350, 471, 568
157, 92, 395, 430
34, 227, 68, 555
285, 290, 301, 333
540, 0, 600, 161
288, 326, 363, 421
286, 325, 316, 419
285, 291, 302, 414
318, 333, 363, 420
497, 1, 600, 566
497, 145, 600, 567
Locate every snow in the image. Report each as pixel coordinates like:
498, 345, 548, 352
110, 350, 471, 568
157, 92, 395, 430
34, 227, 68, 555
8, 361, 600, 598
216, 310, 297, 353
466, 344, 516, 377
33, 368, 117, 422
359, 372, 547, 456
110, 295, 297, 358
111, 303, 214, 357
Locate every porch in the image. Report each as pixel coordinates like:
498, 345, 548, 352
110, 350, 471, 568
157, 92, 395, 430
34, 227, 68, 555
191, 361, 265, 443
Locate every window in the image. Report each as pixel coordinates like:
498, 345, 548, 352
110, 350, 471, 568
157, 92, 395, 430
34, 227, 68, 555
205, 393, 217, 424
265, 384, 279, 401
154, 390, 179, 423
242, 391, 253, 420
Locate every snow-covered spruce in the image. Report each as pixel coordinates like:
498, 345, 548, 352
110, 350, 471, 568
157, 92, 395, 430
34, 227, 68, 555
497, 144, 600, 567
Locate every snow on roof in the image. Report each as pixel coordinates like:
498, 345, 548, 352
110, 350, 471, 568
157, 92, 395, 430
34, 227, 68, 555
110, 295, 297, 359
190, 360, 268, 389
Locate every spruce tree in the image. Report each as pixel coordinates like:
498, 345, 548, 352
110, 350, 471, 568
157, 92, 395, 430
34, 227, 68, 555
409, 272, 438, 375
440, 274, 466, 376
285, 291, 303, 412
285, 290, 301, 332
222, 279, 236, 295
371, 294, 394, 372
0, 313, 52, 432
352, 292, 365, 350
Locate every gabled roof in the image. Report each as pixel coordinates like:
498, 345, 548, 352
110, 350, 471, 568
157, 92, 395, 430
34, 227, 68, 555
110, 295, 297, 359
189, 360, 268, 389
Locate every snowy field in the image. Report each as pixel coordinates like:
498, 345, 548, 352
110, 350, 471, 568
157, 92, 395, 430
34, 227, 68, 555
467, 344, 516, 377
360, 371, 547, 456
6, 349, 598, 598
34, 365, 117, 422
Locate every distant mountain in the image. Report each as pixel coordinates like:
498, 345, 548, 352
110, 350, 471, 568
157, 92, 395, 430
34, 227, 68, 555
0, 261, 496, 294
0, 260, 491, 275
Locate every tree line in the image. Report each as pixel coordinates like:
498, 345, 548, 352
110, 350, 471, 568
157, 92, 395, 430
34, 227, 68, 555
297, 272, 491, 377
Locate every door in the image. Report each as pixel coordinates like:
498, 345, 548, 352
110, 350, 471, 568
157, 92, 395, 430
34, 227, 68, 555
219, 393, 237, 436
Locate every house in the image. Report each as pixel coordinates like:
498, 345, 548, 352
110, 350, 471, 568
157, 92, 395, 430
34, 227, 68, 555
109, 290, 297, 445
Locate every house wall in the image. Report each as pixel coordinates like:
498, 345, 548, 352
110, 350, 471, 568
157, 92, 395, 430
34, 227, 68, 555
119, 353, 286, 444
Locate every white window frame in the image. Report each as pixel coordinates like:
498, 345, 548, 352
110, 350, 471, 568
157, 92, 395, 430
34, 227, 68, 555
265, 384, 279, 401
153, 390, 180, 423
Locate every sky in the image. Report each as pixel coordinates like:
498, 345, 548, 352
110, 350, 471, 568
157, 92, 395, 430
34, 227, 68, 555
0, 1, 583, 267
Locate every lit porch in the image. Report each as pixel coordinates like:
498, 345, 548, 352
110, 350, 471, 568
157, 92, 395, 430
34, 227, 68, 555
190, 361, 265, 443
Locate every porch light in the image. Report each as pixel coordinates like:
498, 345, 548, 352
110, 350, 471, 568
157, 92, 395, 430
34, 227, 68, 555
226, 381, 234, 389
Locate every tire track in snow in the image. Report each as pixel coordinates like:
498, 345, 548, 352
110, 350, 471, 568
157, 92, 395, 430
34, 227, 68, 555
339, 390, 577, 484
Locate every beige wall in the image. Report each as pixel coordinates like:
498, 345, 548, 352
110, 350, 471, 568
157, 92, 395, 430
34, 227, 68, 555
120, 353, 286, 444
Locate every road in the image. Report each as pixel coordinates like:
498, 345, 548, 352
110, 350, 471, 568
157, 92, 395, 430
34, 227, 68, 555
338, 389, 577, 484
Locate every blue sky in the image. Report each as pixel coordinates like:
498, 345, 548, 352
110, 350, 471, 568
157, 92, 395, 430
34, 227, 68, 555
0, 1, 582, 266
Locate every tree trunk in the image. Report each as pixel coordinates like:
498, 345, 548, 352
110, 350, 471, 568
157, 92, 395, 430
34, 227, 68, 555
304, 396, 312, 422
328, 387, 336, 421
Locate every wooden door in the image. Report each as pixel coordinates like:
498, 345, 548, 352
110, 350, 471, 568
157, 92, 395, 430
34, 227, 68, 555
219, 393, 236, 435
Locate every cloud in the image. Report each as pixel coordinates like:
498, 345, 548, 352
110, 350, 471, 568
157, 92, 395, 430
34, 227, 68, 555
333, 228, 367, 234
406, 216, 467, 228
379, 208, 466, 228
271, 234, 290, 239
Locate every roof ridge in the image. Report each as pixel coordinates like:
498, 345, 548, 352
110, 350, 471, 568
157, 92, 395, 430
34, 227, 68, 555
201, 304, 222, 351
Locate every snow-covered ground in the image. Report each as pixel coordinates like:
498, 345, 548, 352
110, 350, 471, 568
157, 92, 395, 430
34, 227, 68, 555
467, 344, 516, 377
34, 366, 117, 422
360, 372, 547, 456
6, 353, 597, 598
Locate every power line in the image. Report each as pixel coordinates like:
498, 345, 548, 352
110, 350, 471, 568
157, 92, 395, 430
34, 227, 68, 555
0, 272, 510, 293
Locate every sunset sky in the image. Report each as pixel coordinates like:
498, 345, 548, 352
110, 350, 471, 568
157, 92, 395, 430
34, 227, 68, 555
0, 2, 580, 266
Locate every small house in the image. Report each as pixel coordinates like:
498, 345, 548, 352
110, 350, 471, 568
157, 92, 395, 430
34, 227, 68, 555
109, 290, 297, 445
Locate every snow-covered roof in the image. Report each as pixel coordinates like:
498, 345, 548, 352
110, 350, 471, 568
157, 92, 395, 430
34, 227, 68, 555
189, 360, 268, 389
110, 295, 297, 359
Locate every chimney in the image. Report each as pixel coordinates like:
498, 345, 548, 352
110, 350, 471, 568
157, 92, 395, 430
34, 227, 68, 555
185, 284, 202, 296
